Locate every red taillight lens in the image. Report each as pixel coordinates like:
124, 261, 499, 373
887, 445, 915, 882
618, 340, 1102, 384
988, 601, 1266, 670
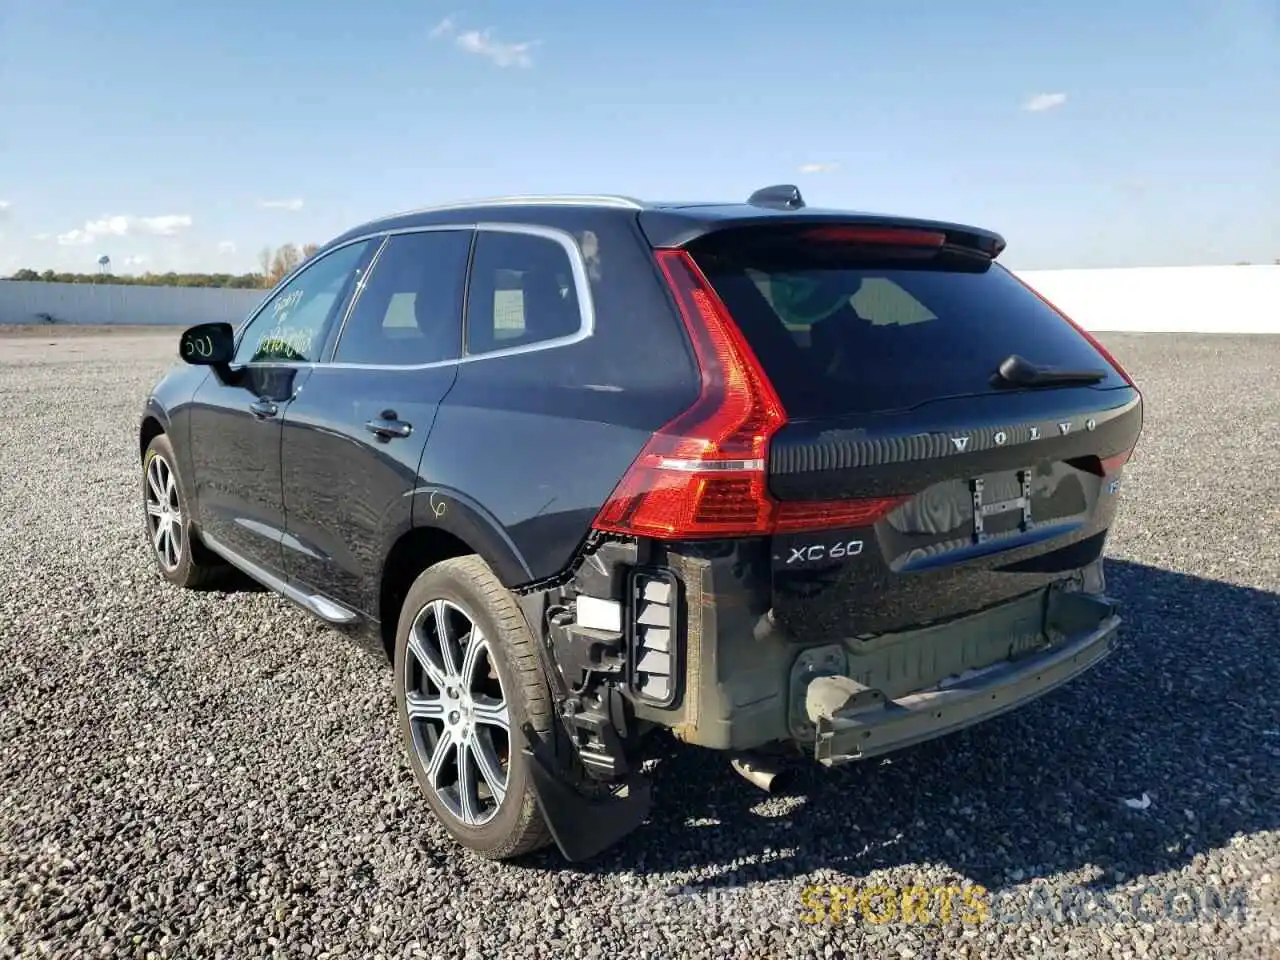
1100, 450, 1132, 475
801, 226, 946, 247
1007, 271, 1138, 390
591, 249, 905, 540
774, 496, 912, 533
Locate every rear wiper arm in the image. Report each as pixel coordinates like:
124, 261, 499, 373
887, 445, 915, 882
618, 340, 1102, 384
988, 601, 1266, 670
992, 353, 1107, 388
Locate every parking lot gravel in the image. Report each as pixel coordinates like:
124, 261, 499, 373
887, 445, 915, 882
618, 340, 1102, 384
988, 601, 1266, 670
1, 327, 1277, 959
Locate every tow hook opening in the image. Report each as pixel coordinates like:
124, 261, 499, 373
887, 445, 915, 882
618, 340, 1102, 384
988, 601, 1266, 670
729, 752, 792, 793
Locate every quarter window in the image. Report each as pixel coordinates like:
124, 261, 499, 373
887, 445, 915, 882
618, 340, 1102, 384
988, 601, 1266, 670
333, 230, 472, 366
465, 230, 583, 355
235, 241, 372, 364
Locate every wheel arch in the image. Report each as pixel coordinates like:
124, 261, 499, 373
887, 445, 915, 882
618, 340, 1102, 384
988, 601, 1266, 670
139, 413, 167, 459
378, 495, 537, 659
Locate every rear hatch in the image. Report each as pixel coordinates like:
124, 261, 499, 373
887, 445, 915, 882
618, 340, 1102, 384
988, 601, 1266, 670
682, 223, 1142, 638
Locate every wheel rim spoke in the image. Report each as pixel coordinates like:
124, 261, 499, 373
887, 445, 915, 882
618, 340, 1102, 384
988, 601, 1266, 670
404, 597, 511, 829
472, 697, 509, 735
425, 728, 457, 788
460, 627, 486, 687
470, 734, 507, 806
147, 464, 164, 502
431, 599, 462, 679
405, 692, 444, 721
408, 624, 450, 691
456, 742, 482, 825
145, 455, 183, 571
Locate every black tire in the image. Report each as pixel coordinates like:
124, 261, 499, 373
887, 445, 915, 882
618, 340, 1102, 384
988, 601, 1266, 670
141, 434, 225, 589
393, 555, 554, 859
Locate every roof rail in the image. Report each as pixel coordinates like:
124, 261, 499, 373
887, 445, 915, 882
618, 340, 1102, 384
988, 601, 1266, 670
747, 184, 805, 210
371, 194, 646, 223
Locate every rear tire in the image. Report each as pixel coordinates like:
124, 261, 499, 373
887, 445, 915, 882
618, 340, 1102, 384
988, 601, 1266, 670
142, 434, 225, 589
393, 555, 554, 859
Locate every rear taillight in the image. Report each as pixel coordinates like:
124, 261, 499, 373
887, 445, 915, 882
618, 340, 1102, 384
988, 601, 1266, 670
591, 249, 905, 540
1100, 450, 1132, 475
1008, 271, 1138, 390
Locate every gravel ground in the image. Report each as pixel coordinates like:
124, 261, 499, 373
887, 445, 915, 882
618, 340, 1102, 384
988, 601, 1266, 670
1, 328, 1277, 959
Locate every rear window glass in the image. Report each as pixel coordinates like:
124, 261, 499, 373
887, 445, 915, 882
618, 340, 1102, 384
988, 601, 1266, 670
690, 234, 1124, 418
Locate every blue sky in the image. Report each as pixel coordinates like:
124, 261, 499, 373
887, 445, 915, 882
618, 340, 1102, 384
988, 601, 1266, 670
0, 0, 1276, 275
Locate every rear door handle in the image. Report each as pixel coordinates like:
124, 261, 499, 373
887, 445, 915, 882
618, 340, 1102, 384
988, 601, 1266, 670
249, 399, 278, 420
365, 416, 413, 441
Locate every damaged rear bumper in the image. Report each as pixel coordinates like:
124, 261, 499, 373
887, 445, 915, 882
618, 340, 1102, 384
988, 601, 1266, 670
803, 591, 1121, 765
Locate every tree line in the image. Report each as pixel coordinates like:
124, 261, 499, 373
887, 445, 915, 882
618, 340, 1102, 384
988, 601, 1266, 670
5, 243, 321, 289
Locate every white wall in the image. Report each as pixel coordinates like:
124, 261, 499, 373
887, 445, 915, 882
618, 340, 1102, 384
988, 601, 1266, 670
1014, 265, 1280, 334
0, 280, 263, 328
2, 265, 1278, 334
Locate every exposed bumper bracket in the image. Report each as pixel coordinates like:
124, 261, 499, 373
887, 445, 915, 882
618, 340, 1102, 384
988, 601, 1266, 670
806, 594, 1121, 765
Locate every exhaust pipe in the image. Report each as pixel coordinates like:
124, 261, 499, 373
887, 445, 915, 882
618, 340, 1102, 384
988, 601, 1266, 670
729, 753, 790, 793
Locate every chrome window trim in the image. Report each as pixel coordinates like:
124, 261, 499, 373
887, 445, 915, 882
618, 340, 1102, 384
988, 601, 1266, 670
232, 221, 596, 372
326, 225, 467, 365
366, 194, 644, 226
314, 221, 594, 372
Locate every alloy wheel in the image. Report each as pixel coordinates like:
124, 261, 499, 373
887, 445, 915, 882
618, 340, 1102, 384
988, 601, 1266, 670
404, 599, 511, 827
145, 455, 183, 571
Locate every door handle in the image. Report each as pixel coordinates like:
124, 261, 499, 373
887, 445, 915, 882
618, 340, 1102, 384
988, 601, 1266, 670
249, 399, 278, 420
365, 417, 413, 441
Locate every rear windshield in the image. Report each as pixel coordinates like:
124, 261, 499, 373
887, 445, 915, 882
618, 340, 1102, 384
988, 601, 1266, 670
689, 231, 1125, 419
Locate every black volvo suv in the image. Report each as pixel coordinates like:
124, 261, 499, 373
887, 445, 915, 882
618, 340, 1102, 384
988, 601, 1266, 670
140, 186, 1142, 861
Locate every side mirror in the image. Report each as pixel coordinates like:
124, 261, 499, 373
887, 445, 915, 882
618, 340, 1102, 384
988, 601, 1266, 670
179, 322, 235, 366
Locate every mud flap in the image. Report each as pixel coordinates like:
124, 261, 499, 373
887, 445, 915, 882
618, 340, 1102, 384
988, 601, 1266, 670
524, 742, 652, 862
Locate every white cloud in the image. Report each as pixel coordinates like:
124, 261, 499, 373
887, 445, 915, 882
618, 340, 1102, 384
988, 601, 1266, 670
137, 214, 192, 235
217, 240, 237, 254
259, 198, 305, 211
430, 18, 537, 68
455, 29, 538, 67
34, 232, 50, 241
0, 200, 10, 217
1023, 92, 1068, 113
798, 162, 840, 174
56, 213, 193, 246
123, 255, 148, 267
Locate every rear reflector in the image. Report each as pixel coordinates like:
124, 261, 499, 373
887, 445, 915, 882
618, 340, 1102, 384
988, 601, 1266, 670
591, 249, 906, 540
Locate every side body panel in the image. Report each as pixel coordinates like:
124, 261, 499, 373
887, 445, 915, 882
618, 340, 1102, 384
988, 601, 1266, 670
419, 209, 699, 585
185, 365, 312, 575
142, 361, 211, 487
279, 363, 458, 615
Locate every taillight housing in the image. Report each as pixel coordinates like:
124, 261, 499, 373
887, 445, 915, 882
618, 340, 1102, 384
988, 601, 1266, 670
590, 249, 906, 541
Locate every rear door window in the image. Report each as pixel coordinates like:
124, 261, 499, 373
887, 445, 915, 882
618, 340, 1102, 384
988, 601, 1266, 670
465, 229, 584, 356
691, 231, 1126, 419
332, 229, 472, 365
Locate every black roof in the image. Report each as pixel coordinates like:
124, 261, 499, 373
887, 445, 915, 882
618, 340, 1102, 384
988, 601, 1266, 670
327, 188, 1006, 259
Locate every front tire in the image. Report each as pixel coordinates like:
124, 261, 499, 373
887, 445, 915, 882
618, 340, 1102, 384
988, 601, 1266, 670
142, 434, 224, 589
393, 555, 554, 859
